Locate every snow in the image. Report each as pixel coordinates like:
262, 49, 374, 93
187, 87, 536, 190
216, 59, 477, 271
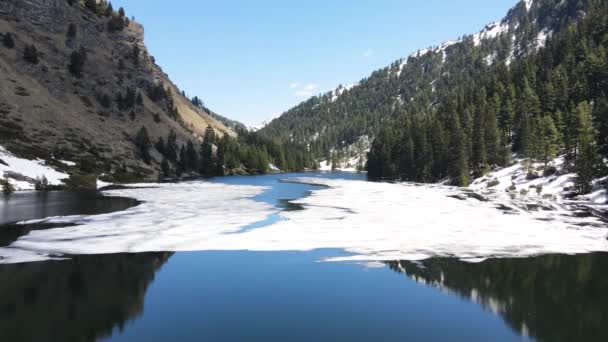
469, 155, 607, 219
535, 29, 552, 49
59, 160, 76, 167
484, 52, 498, 66
318, 160, 332, 171
318, 136, 370, 172
250, 113, 281, 131
268, 163, 280, 172
524, 0, 534, 11
396, 59, 407, 76
330, 83, 357, 102
97, 179, 112, 189
1, 172, 607, 264
0, 181, 274, 263
473, 21, 510, 46
0, 146, 68, 191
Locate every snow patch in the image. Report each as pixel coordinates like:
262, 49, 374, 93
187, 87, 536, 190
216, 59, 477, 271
1, 174, 607, 264
473, 21, 510, 46
0, 146, 68, 191
535, 28, 553, 49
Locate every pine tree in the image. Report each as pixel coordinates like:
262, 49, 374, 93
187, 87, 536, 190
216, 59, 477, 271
136, 91, 143, 106
1, 176, 15, 195
132, 44, 140, 65
105, 2, 114, 17
186, 140, 199, 171
594, 93, 608, 158
160, 158, 171, 177
23, 45, 38, 64
200, 126, 216, 176
66, 23, 77, 39
538, 115, 560, 169
155, 137, 165, 154
68, 47, 87, 76
2, 32, 15, 48
574, 102, 599, 194
85, 0, 98, 13
134, 126, 151, 164
448, 115, 469, 186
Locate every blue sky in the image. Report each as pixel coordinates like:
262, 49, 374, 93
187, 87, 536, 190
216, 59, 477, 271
111, 0, 518, 126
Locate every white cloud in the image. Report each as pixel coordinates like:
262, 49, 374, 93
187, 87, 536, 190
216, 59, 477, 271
303, 83, 318, 91
363, 49, 374, 58
291, 83, 318, 98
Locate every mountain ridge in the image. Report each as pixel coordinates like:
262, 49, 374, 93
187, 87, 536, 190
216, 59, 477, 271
258, 0, 584, 155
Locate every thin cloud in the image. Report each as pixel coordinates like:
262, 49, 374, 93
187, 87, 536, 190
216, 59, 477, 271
363, 49, 374, 58
291, 83, 318, 98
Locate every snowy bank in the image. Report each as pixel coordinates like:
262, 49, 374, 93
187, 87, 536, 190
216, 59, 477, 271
0, 146, 68, 191
469, 156, 607, 218
1, 176, 607, 264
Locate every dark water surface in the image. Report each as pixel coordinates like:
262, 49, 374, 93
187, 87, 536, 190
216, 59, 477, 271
0, 190, 139, 225
0, 172, 607, 342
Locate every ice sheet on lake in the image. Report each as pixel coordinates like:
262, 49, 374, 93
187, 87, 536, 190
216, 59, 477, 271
1, 178, 607, 264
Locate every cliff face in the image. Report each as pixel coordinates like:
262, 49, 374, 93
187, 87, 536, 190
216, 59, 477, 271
0, 0, 233, 180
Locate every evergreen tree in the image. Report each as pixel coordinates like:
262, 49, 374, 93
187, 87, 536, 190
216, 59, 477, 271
574, 102, 599, 194
105, 2, 114, 17
186, 140, 199, 171
2, 32, 15, 48
23, 45, 38, 64
1, 176, 15, 195
155, 137, 165, 154
538, 115, 560, 168
68, 47, 87, 77
85, 0, 98, 13
132, 44, 140, 65
66, 23, 77, 39
136, 91, 144, 106
200, 126, 216, 176
448, 115, 470, 186
134, 126, 151, 164
160, 158, 171, 178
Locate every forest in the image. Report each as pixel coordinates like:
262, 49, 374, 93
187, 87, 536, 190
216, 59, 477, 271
260, 0, 607, 192
367, 0, 607, 194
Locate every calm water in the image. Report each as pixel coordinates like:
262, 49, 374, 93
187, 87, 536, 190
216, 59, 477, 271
0, 172, 607, 342
0, 190, 139, 225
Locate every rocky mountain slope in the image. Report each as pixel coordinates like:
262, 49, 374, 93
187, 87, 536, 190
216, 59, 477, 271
0, 0, 234, 182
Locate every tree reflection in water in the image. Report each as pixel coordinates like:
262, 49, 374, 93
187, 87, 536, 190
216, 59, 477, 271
0, 252, 172, 342
386, 253, 608, 342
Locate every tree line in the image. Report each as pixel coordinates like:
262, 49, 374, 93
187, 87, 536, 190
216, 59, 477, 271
135, 126, 314, 178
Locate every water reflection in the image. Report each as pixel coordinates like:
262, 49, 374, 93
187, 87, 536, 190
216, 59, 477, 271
0, 191, 139, 225
386, 253, 608, 342
0, 252, 171, 342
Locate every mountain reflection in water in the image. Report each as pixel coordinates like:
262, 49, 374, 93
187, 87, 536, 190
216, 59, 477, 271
386, 253, 608, 342
0, 252, 171, 342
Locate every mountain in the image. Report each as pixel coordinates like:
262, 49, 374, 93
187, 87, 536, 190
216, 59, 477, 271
259, 0, 608, 190
0, 0, 313, 189
0, 0, 236, 181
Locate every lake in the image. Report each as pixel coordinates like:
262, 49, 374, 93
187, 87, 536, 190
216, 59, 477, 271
0, 172, 607, 341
